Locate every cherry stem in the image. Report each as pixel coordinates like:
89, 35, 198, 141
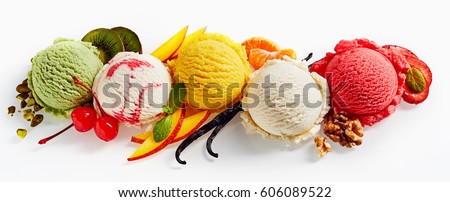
73, 76, 105, 117
73, 77, 94, 95
38, 123, 74, 145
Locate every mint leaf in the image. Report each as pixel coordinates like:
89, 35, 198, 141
153, 115, 173, 142
162, 105, 173, 114
169, 83, 186, 112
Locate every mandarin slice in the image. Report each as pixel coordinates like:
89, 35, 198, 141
242, 37, 280, 56
276, 48, 296, 60
248, 48, 297, 70
248, 49, 274, 69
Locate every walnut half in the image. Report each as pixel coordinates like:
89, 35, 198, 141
314, 136, 331, 157
323, 112, 364, 148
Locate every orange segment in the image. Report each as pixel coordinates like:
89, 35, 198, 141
242, 37, 280, 57
276, 48, 297, 60
242, 37, 297, 70
248, 48, 297, 70
248, 49, 274, 69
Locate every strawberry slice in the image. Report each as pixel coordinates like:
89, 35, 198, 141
383, 45, 418, 59
402, 56, 432, 104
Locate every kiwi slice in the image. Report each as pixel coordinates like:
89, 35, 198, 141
112, 26, 142, 54
82, 28, 124, 64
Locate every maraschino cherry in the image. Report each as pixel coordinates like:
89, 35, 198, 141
95, 116, 119, 141
71, 107, 97, 132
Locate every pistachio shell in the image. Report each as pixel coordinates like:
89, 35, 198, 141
16, 83, 31, 93
406, 67, 426, 93
20, 100, 27, 109
8, 106, 15, 116
16, 93, 29, 101
23, 109, 34, 121
31, 114, 44, 127
26, 98, 35, 107
34, 104, 43, 112
17, 129, 27, 139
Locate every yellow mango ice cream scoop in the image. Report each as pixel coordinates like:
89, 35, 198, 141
168, 33, 252, 110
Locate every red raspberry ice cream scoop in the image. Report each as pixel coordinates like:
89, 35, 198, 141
310, 38, 409, 126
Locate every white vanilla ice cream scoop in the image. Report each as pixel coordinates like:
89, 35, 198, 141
241, 57, 330, 143
92, 52, 172, 127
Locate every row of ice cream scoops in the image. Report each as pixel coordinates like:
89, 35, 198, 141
20, 25, 432, 163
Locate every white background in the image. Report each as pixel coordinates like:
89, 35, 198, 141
1, 0, 449, 182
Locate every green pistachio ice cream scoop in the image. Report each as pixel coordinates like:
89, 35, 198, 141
28, 38, 102, 118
